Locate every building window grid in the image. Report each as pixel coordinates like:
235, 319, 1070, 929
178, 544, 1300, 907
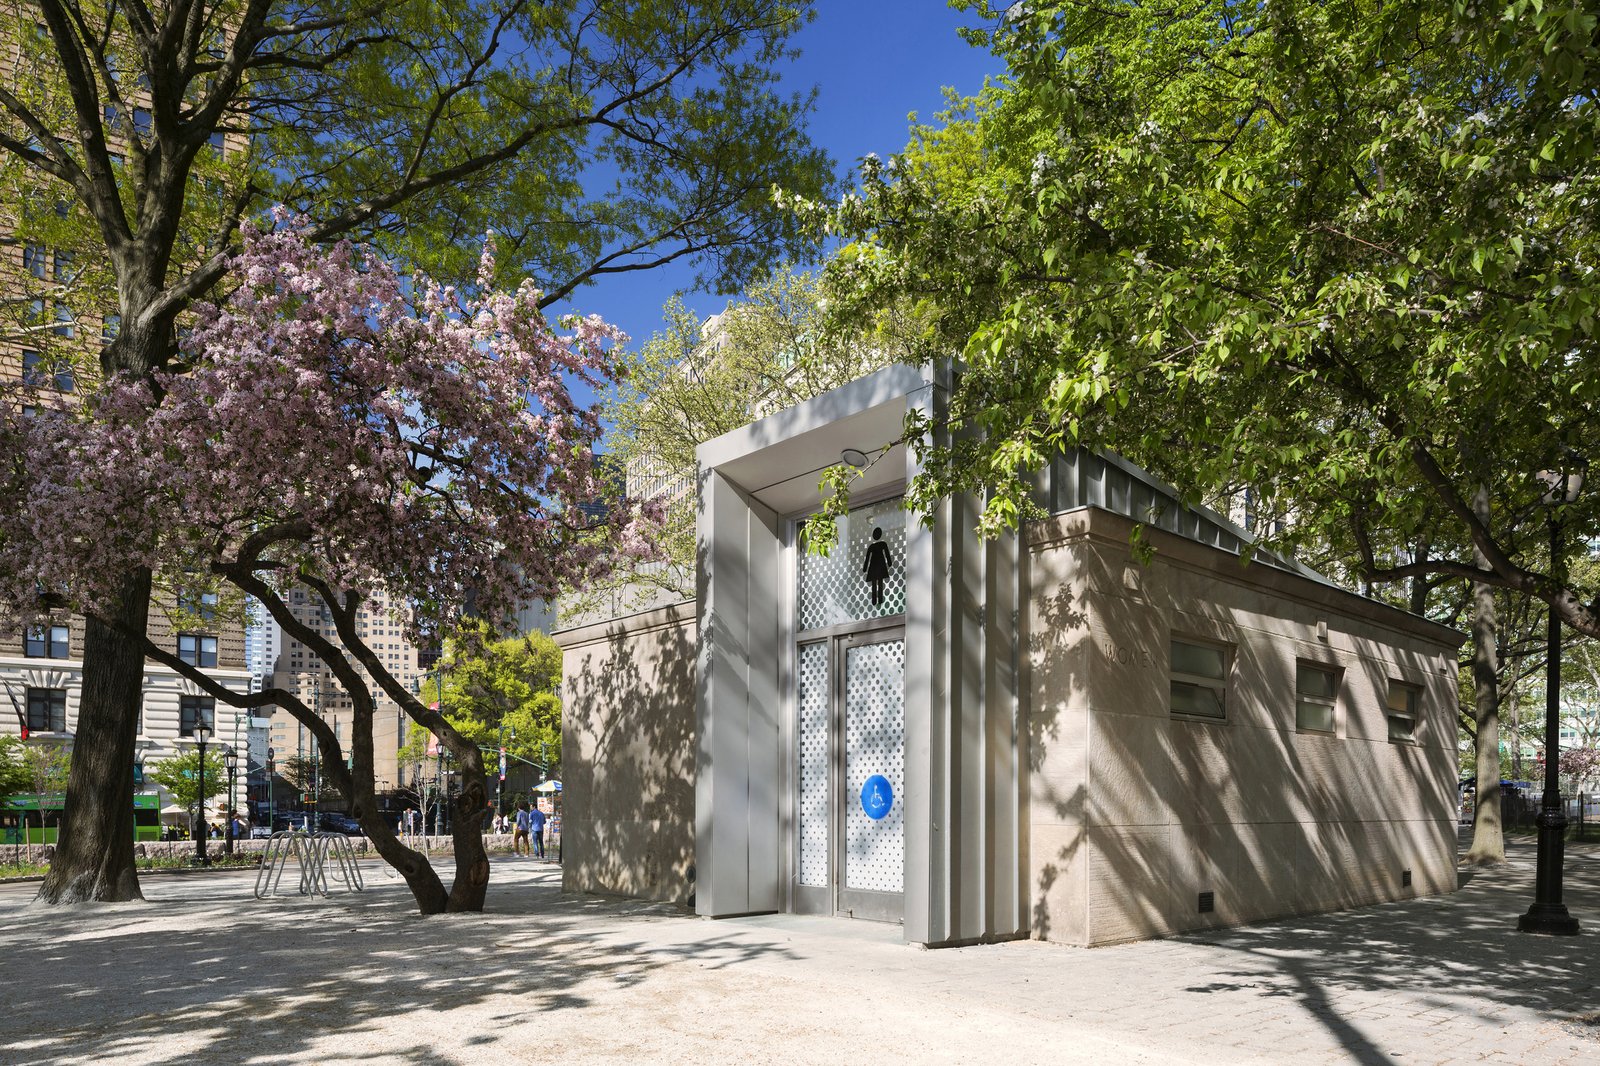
26, 687, 67, 732
24, 624, 70, 659
1170, 636, 1229, 720
1386, 682, 1420, 743
178, 633, 219, 668
179, 695, 214, 737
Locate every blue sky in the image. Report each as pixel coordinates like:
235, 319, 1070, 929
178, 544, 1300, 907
566, 1, 1004, 360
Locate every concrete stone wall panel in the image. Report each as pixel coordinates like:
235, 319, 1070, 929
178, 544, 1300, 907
1085, 823, 1175, 944
558, 604, 697, 906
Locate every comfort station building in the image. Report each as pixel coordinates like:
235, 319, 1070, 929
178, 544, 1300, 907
555, 364, 1463, 947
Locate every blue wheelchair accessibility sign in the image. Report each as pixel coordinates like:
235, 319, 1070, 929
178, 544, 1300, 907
860, 774, 893, 820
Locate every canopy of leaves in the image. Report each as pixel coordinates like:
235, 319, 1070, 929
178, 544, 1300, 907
805, 0, 1600, 635
0, 1, 836, 369
595, 267, 933, 601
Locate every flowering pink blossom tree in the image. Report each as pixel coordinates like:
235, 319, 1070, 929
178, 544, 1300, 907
0, 223, 659, 912
1533, 747, 1600, 796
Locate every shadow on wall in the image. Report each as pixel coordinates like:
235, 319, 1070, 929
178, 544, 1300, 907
1027, 582, 1089, 943
1026, 535, 1462, 952
563, 613, 697, 904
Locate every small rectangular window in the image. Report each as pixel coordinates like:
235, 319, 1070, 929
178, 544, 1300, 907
21, 350, 45, 387
26, 687, 67, 732
132, 107, 151, 137
1171, 637, 1229, 720
1386, 682, 1419, 742
179, 695, 214, 737
22, 244, 46, 278
53, 304, 74, 339
102, 314, 120, 344
178, 633, 218, 668
1295, 661, 1338, 734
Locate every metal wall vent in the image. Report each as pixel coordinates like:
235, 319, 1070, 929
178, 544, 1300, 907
1402, 869, 1412, 888
1198, 891, 1215, 913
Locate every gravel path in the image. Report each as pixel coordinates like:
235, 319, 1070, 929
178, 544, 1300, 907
1, 841, 1596, 1065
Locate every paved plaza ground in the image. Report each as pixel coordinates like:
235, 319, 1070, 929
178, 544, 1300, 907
0, 836, 1596, 1065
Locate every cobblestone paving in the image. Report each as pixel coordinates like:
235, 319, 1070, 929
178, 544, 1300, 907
0, 839, 1595, 1064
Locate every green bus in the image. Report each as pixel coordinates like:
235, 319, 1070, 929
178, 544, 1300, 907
0, 792, 162, 844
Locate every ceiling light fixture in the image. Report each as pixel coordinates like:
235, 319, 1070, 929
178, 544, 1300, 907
841, 448, 869, 469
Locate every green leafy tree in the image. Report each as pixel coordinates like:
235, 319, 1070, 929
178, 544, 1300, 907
595, 267, 931, 604
800, 0, 1600, 864
143, 749, 225, 819
1, 0, 834, 905
435, 629, 564, 774
20, 743, 72, 796
0, 737, 30, 795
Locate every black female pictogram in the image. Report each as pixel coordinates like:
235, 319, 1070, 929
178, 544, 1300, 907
862, 526, 893, 606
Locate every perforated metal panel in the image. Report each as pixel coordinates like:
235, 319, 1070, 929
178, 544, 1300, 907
798, 499, 907, 631
844, 638, 905, 893
796, 642, 830, 887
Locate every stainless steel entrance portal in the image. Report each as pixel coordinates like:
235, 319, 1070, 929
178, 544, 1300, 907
793, 625, 905, 922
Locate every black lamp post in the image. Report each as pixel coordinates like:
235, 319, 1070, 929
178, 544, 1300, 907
1519, 465, 1582, 936
223, 747, 238, 858
195, 718, 212, 867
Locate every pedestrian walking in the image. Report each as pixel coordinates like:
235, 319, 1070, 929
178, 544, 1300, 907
529, 801, 547, 859
513, 801, 531, 856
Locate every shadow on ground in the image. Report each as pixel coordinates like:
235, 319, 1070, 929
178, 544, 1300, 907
1169, 837, 1600, 1065
0, 860, 795, 1066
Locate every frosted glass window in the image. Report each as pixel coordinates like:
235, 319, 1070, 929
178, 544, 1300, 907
1296, 662, 1338, 734
798, 498, 906, 631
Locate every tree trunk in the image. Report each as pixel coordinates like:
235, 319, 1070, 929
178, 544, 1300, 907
1463, 486, 1505, 866
446, 762, 492, 912
348, 700, 450, 913
36, 568, 152, 903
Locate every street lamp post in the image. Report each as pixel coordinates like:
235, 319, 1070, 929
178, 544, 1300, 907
195, 718, 212, 867
1519, 465, 1582, 936
223, 747, 238, 858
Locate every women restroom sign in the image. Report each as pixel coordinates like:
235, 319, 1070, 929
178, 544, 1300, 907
861, 774, 893, 820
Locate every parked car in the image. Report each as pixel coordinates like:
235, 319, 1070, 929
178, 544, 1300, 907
316, 812, 365, 836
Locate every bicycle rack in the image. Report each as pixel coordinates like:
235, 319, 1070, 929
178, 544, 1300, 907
254, 831, 365, 899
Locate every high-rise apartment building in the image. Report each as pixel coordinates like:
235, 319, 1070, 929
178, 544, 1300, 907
265, 587, 422, 810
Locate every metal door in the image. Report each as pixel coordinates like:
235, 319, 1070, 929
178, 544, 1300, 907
793, 627, 905, 922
